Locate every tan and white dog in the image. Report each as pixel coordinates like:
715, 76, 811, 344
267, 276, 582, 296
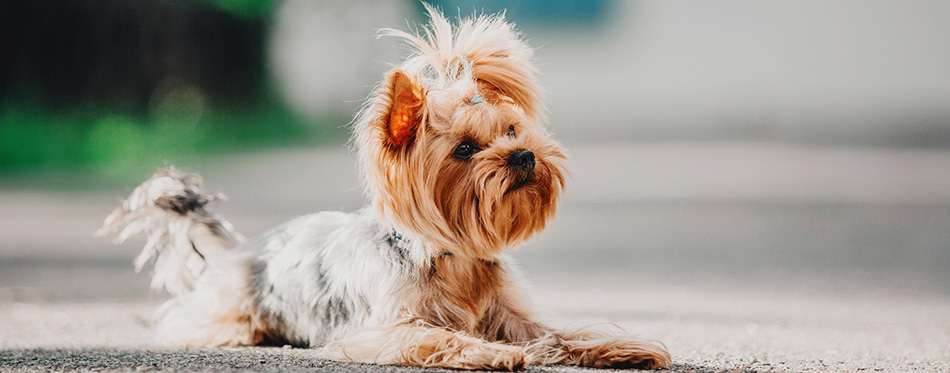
99, 6, 670, 370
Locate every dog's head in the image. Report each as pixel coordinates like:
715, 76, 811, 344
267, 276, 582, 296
354, 5, 567, 258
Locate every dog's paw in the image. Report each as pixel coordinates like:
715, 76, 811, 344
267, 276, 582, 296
590, 350, 671, 370
447, 342, 525, 371
485, 344, 527, 371
556, 331, 672, 370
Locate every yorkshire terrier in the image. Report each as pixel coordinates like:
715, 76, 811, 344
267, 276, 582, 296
98, 6, 670, 370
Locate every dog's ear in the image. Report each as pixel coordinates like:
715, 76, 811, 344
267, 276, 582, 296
383, 70, 425, 149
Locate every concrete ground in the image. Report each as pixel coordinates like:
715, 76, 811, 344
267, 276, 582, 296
2, 142, 949, 372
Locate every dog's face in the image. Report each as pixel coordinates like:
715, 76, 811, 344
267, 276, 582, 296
358, 70, 566, 258
355, 13, 566, 258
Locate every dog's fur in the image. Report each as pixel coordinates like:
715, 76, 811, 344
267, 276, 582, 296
98, 6, 671, 370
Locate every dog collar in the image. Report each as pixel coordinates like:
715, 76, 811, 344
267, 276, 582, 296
388, 231, 452, 257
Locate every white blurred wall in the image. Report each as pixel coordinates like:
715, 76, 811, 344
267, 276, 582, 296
269, 1, 950, 146
534, 0, 950, 145
268, 0, 412, 119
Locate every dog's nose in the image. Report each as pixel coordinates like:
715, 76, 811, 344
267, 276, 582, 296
508, 149, 535, 172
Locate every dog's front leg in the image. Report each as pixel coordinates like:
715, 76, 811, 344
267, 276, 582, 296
482, 296, 672, 369
321, 322, 527, 371
544, 328, 672, 369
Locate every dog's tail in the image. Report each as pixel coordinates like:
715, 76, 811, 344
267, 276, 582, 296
96, 167, 245, 296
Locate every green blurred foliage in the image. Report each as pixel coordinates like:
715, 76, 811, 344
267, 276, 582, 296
0, 0, 390, 187
0, 98, 342, 186
0, 0, 325, 187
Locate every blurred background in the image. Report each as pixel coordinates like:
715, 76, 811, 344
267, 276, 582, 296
2, 0, 950, 329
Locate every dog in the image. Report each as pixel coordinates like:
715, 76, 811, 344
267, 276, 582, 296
98, 5, 671, 370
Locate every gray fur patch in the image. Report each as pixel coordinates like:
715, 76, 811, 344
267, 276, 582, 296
154, 193, 209, 215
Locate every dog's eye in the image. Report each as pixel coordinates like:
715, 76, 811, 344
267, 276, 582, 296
453, 141, 479, 160
508, 125, 516, 138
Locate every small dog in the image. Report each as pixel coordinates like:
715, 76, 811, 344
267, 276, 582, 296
98, 6, 670, 370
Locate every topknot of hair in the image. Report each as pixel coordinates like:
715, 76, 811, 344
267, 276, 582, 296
380, 4, 543, 121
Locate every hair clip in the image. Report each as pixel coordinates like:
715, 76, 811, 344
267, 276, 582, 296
470, 94, 485, 105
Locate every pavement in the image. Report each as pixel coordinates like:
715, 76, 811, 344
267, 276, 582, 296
2, 142, 950, 372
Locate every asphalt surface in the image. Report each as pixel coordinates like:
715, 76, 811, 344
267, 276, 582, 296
2, 142, 950, 372
0, 347, 733, 373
